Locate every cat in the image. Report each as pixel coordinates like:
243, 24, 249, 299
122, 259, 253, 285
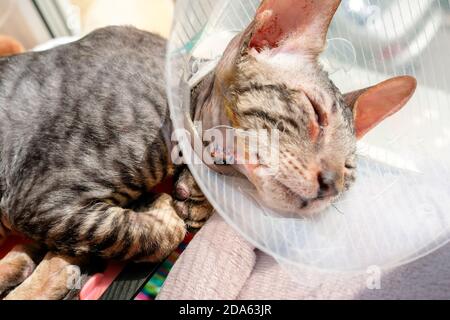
0, 0, 416, 300
0, 26, 212, 300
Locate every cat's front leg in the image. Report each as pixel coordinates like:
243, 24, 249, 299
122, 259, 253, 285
173, 168, 214, 229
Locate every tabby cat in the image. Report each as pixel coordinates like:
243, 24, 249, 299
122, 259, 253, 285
0, 0, 416, 300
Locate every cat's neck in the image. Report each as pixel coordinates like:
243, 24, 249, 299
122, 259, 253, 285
191, 71, 231, 130
187, 70, 240, 176
191, 72, 228, 130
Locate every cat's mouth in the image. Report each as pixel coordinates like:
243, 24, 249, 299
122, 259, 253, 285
250, 178, 339, 217
274, 181, 310, 209
235, 162, 339, 216
274, 180, 339, 215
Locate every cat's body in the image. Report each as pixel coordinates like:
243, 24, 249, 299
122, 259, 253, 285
0, 0, 416, 300
0, 26, 216, 300
0, 26, 184, 260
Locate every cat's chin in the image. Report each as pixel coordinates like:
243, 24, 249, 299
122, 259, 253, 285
298, 199, 335, 217
260, 196, 335, 218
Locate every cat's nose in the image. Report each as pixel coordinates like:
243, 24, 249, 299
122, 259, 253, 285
317, 171, 339, 198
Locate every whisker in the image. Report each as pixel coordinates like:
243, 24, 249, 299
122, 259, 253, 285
332, 204, 344, 215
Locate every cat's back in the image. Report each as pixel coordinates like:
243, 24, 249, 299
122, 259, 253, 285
0, 25, 168, 141
0, 26, 170, 187
0, 25, 167, 117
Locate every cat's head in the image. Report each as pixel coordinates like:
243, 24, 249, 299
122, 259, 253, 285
201, 0, 416, 215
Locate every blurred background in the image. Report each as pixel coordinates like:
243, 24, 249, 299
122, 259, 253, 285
0, 0, 174, 49
1, 0, 450, 73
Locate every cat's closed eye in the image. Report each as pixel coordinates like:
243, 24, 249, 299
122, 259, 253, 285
345, 162, 357, 170
306, 94, 328, 129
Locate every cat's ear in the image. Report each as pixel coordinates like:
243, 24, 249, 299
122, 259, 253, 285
248, 0, 341, 55
344, 76, 417, 139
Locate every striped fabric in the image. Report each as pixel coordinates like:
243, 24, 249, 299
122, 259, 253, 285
135, 232, 196, 300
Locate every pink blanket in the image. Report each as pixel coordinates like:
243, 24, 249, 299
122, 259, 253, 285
158, 214, 450, 300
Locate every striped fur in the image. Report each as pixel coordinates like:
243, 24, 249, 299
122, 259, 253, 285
0, 27, 186, 261
229, 53, 358, 214
191, 38, 358, 215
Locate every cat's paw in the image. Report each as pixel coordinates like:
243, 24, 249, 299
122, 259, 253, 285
4, 253, 83, 300
173, 198, 214, 229
0, 245, 78, 300
0, 245, 41, 297
173, 168, 214, 229
134, 193, 187, 263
